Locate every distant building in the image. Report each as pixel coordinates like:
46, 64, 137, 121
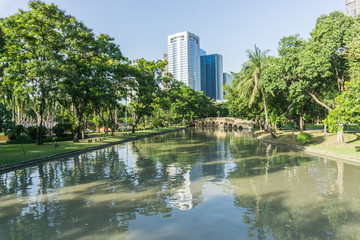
200, 49, 207, 56
162, 53, 169, 77
131, 59, 141, 66
223, 72, 232, 86
223, 72, 233, 97
167, 31, 201, 91
200, 54, 223, 100
346, 0, 360, 17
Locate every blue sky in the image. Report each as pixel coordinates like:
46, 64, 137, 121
0, 0, 345, 72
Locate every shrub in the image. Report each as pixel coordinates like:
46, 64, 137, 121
4, 123, 25, 140
16, 134, 33, 143
52, 123, 73, 137
25, 126, 48, 140
297, 132, 311, 144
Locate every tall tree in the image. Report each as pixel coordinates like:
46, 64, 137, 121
1, 1, 70, 144
301, 12, 359, 143
129, 59, 168, 133
327, 36, 360, 139
236, 45, 276, 137
91, 34, 127, 136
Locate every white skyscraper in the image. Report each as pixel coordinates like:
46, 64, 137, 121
167, 31, 201, 91
346, 0, 360, 17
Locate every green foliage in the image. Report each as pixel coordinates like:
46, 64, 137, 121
4, 123, 25, 140
297, 132, 311, 144
0, 103, 12, 132
25, 126, 48, 140
326, 34, 360, 131
52, 123, 73, 137
15, 134, 32, 144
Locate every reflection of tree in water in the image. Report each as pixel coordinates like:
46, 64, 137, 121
234, 193, 360, 240
0, 143, 192, 240
227, 142, 360, 240
2, 128, 360, 239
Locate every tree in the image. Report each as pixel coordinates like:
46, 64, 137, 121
236, 45, 276, 137
0, 103, 12, 132
273, 34, 311, 132
299, 12, 359, 143
224, 73, 263, 121
129, 59, 168, 133
87, 34, 126, 137
1, 1, 71, 145
327, 36, 360, 139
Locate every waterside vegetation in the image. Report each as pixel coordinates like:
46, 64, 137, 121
225, 11, 360, 145
0, 1, 219, 148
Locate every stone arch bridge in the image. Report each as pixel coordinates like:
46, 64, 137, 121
194, 117, 253, 130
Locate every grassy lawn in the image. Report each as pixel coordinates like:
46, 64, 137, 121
0, 127, 186, 167
257, 129, 360, 158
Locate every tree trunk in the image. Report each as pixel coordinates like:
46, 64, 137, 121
262, 91, 276, 138
299, 99, 309, 132
299, 115, 305, 132
36, 99, 46, 145
337, 124, 344, 145
114, 107, 118, 132
12, 95, 15, 122
73, 112, 83, 143
132, 115, 141, 133
323, 123, 327, 136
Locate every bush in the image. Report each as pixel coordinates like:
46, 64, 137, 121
4, 123, 25, 140
297, 132, 311, 144
16, 134, 33, 143
52, 123, 73, 137
25, 126, 48, 140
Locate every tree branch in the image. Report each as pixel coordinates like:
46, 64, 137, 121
305, 89, 332, 111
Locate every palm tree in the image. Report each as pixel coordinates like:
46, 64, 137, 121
237, 45, 276, 138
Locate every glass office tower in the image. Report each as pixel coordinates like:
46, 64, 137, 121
200, 54, 223, 100
167, 31, 201, 91
223, 72, 233, 97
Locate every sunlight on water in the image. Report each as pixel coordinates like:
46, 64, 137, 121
0, 128, 360, 239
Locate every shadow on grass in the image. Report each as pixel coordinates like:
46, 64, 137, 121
309, 133, 326, 145
346, 132, 360, 144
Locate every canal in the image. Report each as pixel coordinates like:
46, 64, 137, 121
0, 128, 359, 239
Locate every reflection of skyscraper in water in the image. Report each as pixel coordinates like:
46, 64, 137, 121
167, 163, 204, 210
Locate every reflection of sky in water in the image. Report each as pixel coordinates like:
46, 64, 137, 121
0, 128, 360, 240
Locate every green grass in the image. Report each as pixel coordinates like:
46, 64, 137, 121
257, 130, 360, 158
280, 123, 360, 131
0, 126, 186, 167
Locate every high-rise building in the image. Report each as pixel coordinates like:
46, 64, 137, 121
162, 53, 168, 77
167, 31, 201, 91
223, 72, 233, 97
346, 0, 360, 17
200, 54, 223, 100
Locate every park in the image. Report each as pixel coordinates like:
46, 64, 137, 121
0, 1, 360, 239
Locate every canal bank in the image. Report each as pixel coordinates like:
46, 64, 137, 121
0, 126, 188, 173
255, 130, 360, 165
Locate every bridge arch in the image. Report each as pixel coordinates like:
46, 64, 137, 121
194, 117, 253, 130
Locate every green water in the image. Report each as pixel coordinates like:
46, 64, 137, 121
0, 128, 359, 240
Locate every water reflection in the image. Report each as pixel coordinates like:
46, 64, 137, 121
0, 127, 359, 239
